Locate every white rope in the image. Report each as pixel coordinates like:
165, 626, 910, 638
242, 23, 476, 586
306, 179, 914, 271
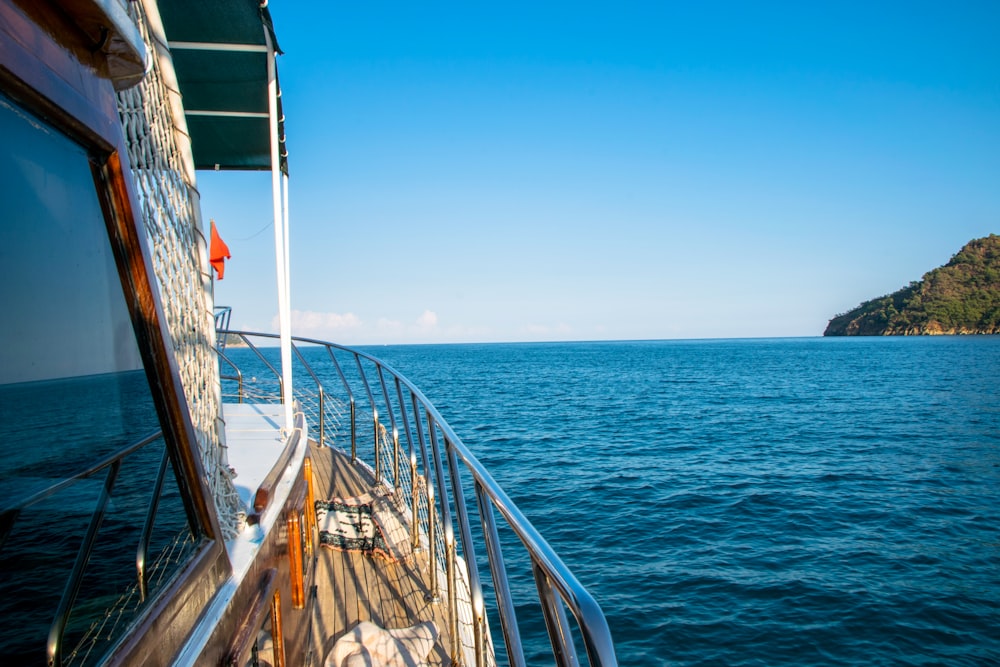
116, 1, 244, 540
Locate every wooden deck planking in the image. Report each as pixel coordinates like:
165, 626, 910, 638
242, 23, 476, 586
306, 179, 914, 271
307, 443, 452, 666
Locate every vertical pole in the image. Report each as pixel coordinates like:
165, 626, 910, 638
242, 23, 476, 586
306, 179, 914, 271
282, 169, 293, 415
265, 33, 293, 429
533, 561, 579, 667
410, 455, 420, 550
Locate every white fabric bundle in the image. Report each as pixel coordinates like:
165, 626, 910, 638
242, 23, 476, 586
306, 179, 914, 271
325, 621, 439, 667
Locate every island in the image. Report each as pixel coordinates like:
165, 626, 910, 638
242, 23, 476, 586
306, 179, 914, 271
824, 234, 1000, 336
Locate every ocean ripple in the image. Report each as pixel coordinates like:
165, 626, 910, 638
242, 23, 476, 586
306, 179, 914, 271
372, 337, 1000, 665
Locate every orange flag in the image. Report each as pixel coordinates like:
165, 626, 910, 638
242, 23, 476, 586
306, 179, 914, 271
210, 219, 231, 280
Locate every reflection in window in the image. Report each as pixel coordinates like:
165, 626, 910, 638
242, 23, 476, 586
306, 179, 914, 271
0, 96, 194, 662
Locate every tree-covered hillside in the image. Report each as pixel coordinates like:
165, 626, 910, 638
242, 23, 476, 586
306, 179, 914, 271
824, 234, 1000, 336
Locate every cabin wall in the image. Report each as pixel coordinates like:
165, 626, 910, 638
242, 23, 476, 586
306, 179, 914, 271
0, 0, 230, 663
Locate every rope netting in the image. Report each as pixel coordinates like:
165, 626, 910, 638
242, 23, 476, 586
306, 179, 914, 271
116, 1, 244, 539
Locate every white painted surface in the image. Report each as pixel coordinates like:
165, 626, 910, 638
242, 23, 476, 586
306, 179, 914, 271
174, 402, 308, 665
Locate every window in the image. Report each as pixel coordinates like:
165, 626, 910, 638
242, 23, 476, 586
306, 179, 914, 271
0, 95, 194, 664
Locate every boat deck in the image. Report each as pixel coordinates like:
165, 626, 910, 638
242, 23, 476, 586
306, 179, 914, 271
307, 443, 453, 666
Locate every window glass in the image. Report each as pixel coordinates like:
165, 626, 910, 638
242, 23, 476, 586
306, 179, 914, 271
0, 95, 194, 663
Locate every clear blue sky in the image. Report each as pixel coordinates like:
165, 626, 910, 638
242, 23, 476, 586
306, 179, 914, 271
201, 1, 999, 344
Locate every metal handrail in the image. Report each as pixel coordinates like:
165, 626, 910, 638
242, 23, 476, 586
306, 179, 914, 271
216, 346, 245, 402
0, 430, 187, 666
215, 330, 618, 666
214, 307, 232, 347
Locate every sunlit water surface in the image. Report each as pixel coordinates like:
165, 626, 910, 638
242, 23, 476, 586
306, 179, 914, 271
361, 337, 1000, 666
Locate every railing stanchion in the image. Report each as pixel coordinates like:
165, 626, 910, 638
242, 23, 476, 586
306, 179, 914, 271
447, 438, 487, 667
291, 343, 328, 447
353, 354, 379, 477
393, 428, 400, 489
350, 398, 357, 462
412, 394, 436, 590
476, 482, 525, 666
533, 560, 579, 667
410, 455, 420, 551
446, 534, 459, 663
426, 480, 439, 601
427, 418, 458, 657
373, 409, 381, 482
318, 385, 325, 444
376, 365, 400, 488
325, 345, 355, 451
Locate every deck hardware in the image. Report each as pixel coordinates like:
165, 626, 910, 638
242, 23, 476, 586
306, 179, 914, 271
287, 512, 305, 609
303, 457, 316, 554
216, 345, 245, 402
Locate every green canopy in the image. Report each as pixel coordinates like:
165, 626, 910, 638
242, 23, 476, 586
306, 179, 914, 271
157, 0, 288, 174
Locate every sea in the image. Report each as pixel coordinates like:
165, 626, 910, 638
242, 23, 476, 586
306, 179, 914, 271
4, 336, 996, 665
356, 336, 1000, 666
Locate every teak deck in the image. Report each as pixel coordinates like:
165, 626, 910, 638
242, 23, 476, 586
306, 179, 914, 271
307, 443, 452, 666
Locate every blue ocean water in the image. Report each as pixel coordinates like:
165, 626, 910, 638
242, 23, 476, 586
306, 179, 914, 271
361, 337, 1000, 666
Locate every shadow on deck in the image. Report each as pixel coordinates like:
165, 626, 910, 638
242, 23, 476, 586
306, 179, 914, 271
307, 443, 453, 666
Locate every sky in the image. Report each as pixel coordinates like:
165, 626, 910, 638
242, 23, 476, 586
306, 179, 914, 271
201, 1, 1000, 345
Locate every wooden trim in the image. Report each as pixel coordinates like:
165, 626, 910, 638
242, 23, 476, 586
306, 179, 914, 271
0, 1, 118, 150
254, 427, 302, 513
223, 568, 280, 667
287, 512, 305, 609
304, 456, 317, 555
270, 589, 287, 667
95, 149, 223, 540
